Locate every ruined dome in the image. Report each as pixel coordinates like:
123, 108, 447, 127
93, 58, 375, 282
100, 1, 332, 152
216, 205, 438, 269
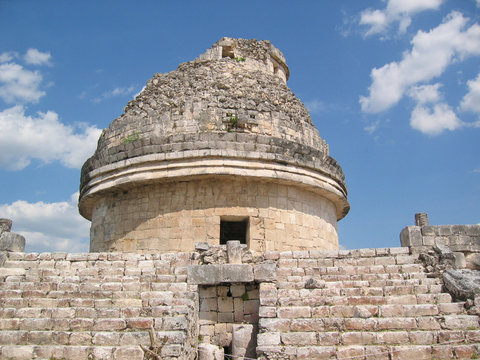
79, 37, 349, 253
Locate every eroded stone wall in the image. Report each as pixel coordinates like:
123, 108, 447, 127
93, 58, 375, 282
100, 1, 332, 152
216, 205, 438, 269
400, 221, 480, 269
90, 178, 338, 253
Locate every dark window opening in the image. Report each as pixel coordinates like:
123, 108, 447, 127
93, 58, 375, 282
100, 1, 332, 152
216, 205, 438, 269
222, 46, 234, 59
220, 219, 248, 245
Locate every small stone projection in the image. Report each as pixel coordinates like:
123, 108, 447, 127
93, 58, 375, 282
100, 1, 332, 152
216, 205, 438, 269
0, 38, 479, 359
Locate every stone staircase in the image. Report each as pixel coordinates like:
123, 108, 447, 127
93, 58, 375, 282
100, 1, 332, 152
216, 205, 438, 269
0, 247, 479, 359
257, 247, 480, 359
0, 252, 198, 360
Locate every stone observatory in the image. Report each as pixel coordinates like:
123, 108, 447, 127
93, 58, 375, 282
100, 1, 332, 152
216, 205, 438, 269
79, 37, 349, 253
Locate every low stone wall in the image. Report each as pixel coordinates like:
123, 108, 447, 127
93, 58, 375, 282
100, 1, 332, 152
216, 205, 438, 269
400, 213, 480, 269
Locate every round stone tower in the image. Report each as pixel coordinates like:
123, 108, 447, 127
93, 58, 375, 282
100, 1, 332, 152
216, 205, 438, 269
79, 37, 349, 253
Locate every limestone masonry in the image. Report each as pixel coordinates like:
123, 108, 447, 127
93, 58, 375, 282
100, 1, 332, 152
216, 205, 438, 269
0, 39, 479, 359
79, 37, 349, 253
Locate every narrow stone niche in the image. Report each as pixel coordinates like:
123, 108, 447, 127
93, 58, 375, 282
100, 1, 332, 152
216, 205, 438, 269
198, 283, 259, 358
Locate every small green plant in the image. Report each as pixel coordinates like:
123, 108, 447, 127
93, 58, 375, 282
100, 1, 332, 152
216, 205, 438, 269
229, 115, 238, 127
241, 291, 249, 301
472, 352, 479, 360
173, 121, 177, 129
122, 132, 140, 144
234, 56, 246, 62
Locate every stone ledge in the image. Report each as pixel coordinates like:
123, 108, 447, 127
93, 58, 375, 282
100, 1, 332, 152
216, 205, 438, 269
187, 264, 254, 285
79, 155, 349, 221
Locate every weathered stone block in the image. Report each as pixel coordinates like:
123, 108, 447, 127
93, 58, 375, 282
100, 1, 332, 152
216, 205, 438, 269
257, 332, 280, 346
227, 240, 242, 264
443, 269, 480, 300
113, 347, 144, 360
297, 346, 336, 359
453, 252, 467, 268
254, 263, 277, 282
390, 345, 432, 360
465, 253, 480, 270
400, 226, 422, 247
232, 324, 256, 359
337, 345, 365, 360
421, 226, 436, 236
0, 232, 25, 252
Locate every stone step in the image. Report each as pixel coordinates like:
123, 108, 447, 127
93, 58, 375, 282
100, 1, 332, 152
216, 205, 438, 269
268, 302, 467, 319
269, 343, 480, 360
0, 317, 189, 334
260, 315, 480, 333
0, 328, 188, 346
278, 272, 432, 286
0, 287, 186, 298
277, 293, 454, 307
271, 329, 480, 347
276, 315, 480, 331
289, 255, 420, 268
319, 277, 441, 288
277, 264, 426, 278
279, 284, 445, 297
0, 281, 191, 294
0, 344, 145, 360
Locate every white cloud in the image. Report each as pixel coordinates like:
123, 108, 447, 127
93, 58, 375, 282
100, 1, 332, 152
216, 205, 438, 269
0, 51, 18, 63
410, 103, 462, 135
0, 105, 101, 170
360, 12, 480, 114
360, 0, 444, 36
24, 48, 51, 66
407, 83, 442, 104
460, 73, 480, 114
93, 85, 138, 103
407, 83, 463, 135
0, 62, 45, 103
0, 192, 90, 253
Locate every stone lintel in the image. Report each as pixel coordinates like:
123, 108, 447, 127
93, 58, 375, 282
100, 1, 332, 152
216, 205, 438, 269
187, 264, 254, 285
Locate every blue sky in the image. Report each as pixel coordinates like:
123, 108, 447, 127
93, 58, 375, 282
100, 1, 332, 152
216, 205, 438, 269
0, 0, 479, 252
